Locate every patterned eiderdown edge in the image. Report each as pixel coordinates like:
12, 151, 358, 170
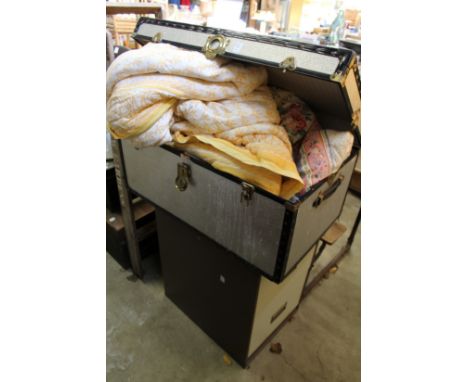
271, 88, 353, 199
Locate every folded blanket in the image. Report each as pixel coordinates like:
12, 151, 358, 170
271, 88, 354, 197
107, 43, 303, 199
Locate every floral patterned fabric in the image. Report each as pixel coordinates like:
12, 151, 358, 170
271, 88, 354, 199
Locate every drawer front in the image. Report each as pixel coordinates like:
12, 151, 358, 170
248, 249, 313, 356
121, 141, 285, 277
285, 154, 357, 274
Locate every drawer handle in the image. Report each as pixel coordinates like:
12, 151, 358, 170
175, 163, 191, 192
313, 175, 344, 208
270, 302, 287, 324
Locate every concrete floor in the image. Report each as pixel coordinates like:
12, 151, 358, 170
107, 193, 360, 382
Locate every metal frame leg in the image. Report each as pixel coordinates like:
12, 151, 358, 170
107, 33, 143, 279
346, 208, 361, 248
111, 138, 144, 278
106, 29, 115, 68
302, 207, 361, 298
310, 241, 327, 270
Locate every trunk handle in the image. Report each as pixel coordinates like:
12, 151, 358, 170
313, 175, 344, 208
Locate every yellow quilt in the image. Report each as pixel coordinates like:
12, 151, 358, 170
106, 43, 303, 199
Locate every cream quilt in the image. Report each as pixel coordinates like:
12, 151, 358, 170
106, 43, 303, 199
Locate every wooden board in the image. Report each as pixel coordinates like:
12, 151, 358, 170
321, 222, 347, 245
106, 200, 155, 232
106, 2, 162, 15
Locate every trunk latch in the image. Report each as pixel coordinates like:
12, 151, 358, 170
203, 34, 229, 59
175, 162, 191, 192
152, 32, 162, 43
240, 182, 255, 205
280, 56, 296, 73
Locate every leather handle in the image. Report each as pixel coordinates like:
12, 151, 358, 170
313, 175, 344, 208
270, 302, 287, 323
